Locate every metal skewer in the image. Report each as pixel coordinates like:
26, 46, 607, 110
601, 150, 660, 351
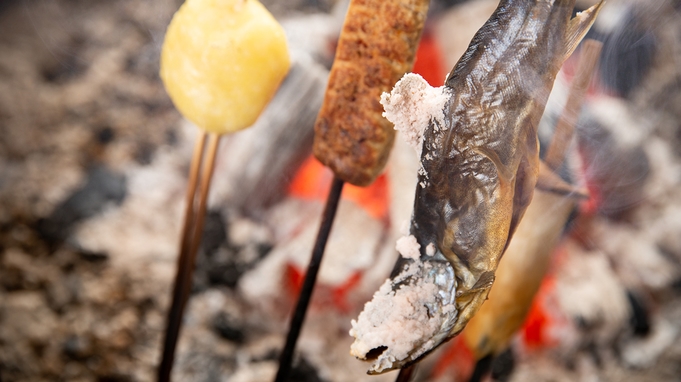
158, 132, 222, 382
274, 176, 345, 382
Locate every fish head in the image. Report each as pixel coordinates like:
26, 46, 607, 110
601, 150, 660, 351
349, 253, 459, 374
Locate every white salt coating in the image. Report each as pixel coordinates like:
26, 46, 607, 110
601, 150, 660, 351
349, 74, 456, 374
426, 243, 436, 257
349, 260, 444, 373
380, 73, 450, 157
395, 234, 421, 260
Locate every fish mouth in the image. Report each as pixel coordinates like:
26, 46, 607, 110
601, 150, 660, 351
349, 253, 458, 374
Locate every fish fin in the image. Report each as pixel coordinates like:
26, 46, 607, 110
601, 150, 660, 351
506, 155, 538, 243
563, 0, 605, 62
536, 161, 589, 198
471, 271, 495, 293
474, 146, 514, 182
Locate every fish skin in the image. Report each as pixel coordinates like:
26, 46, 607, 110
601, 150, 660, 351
463, 188, 578, 359
350, 0, 604, 374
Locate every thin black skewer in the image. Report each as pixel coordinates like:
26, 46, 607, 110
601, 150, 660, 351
469, 354, 494, 382
395, 364, 417, 382
274, 176, 345, 382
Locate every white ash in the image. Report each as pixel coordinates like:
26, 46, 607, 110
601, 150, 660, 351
239, 198, 384, 310
229, 362, 277, 382
381, 73, 449, 157
591, 217, 679, 290
73, 144, 187, 274
621, 316, 679, 368
349, 258, 456, 374
433, 0, 498, 72
554, 239, 630, 345
588, 96, 653, 150
642, 137, 681, 201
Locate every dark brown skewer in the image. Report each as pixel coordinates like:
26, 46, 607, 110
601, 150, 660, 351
275, 0, 429, 377
274, 177, 345, 382
158, 132, 222, 382
395, 364, 417, 382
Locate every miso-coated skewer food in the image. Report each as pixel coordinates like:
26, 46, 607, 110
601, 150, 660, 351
276, 0, 430, 380
350, 0, 604, 374
313, 0, 431, 187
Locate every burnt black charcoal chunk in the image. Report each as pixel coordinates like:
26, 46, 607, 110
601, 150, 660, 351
627, 290, 651, 337
206, 262, 242, 289
62, 335, 92, 361
212, 311, 244, 344
165, 128, 178, 146
78, 249, 109, 263
289, 357, 325, 382
598, 11, 656, 99
42, 56, 88, 84
202, 211, 227, 257
96, 126, 115, 145
36, 165, 126, 245
133, 142, 154, 165
41, 35, 88, 84
491, 348, 515, 382
470, 355, 493, 382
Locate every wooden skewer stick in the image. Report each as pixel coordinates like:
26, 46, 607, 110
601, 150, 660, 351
544, 39, 603, 171
158, 132, 222, 382
187, 134, 221, 265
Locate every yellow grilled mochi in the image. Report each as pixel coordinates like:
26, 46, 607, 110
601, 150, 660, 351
160, 0, 290, 133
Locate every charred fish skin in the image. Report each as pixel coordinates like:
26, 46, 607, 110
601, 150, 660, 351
412, 0, 602, 336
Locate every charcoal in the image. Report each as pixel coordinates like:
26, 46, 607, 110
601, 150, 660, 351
627, 291, 652, 337
598, 11, 657, 99
212, 311, 245, 344
490, 348, 515, 382
36, 166, 126, 244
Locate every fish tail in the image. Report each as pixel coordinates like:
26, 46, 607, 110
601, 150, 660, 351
562, 0, 606, 61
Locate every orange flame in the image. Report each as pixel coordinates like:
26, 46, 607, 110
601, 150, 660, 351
288, 155, 390, 221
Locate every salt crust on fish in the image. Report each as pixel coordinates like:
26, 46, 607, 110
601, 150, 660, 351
350, 74, 456, 373
395, 234, 421, 260
349, 235, 457, 374
380, 73, 449, 157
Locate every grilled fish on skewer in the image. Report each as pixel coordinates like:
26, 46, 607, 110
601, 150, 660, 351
350, 0, 604, 374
